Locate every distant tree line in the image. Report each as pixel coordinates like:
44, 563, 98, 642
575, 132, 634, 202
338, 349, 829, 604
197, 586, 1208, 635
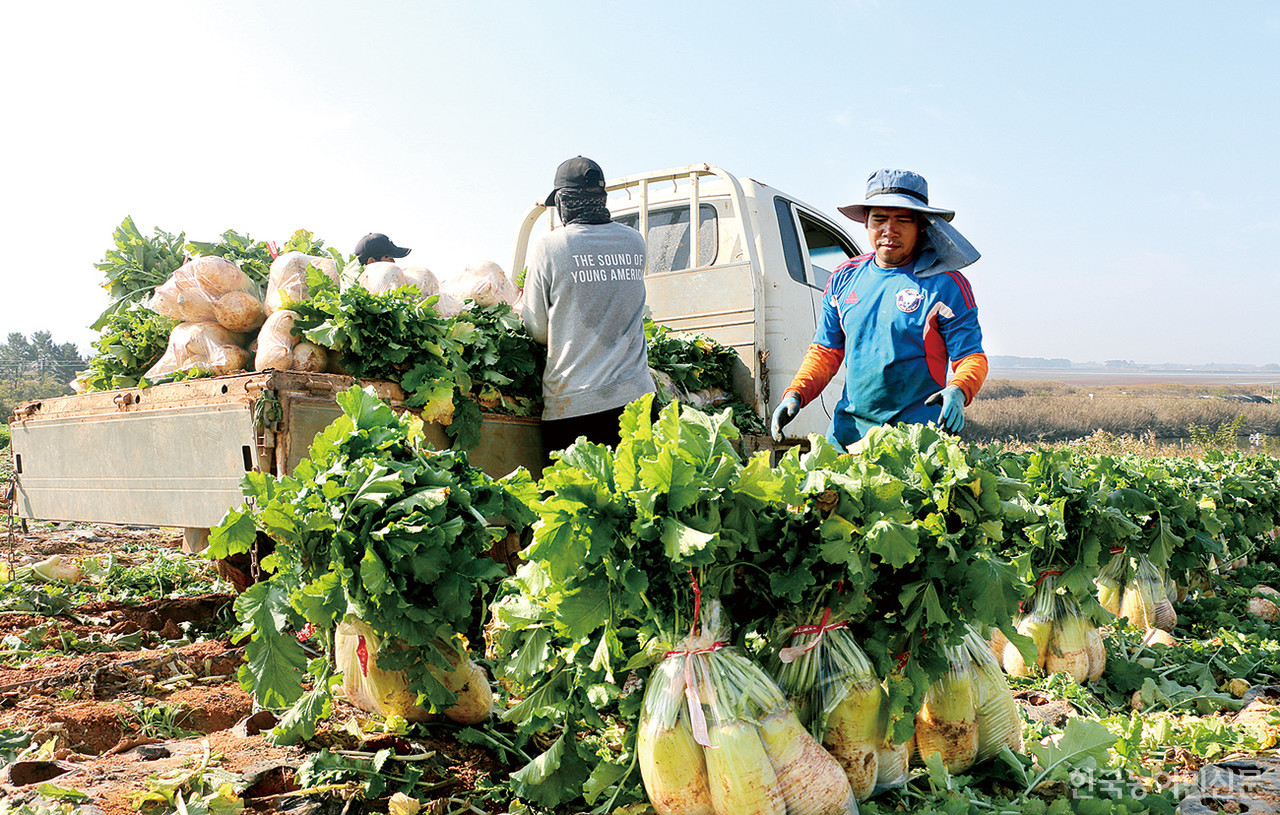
988, 354, 1073, 369
0, 331, 86, 422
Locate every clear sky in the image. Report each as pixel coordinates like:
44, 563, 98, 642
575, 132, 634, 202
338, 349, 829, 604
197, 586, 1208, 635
3, 1, 1278, 366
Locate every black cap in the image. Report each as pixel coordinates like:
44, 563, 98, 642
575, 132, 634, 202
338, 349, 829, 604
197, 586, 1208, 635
544, 156, 606, 206
354, 233, 410, 264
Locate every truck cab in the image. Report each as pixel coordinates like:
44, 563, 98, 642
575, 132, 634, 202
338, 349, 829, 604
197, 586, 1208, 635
512, 164, 864, 439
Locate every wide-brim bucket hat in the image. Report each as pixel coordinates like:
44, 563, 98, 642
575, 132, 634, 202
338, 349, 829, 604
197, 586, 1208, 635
914, 213, 980, 277
838, 168, 955, 223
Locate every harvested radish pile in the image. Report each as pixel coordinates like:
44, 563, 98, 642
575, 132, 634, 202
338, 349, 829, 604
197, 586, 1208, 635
77, 219, 760, 449
5, 402, 1280, 813
209, 385, 534, 742
484, 405, 1280, 814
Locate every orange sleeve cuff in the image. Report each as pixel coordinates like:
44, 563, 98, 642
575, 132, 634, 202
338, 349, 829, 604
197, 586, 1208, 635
786, 344, 845, 407
950, 353, 988, 405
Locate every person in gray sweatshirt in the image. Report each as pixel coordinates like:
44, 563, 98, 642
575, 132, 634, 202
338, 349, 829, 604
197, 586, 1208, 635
520, 156, 655, 457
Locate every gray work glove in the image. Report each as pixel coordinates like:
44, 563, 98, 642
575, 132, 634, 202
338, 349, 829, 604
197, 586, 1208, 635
925, 384, 966, 433
770, 393, 802, 442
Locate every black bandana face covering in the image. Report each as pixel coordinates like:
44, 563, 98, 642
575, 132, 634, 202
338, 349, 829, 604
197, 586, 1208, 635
555, 188, 612, 225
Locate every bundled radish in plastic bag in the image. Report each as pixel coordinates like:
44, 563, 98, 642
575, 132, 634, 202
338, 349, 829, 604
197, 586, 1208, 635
1046, 593, 1105, 683
255, 309, 301, 372
292, 341, 329, 373
441, 260, 519, 308
335, 617, 430, 722
265, 251, 339, 315
213, 290, 267, 332
638, 600, 856, 815
147, 277, 182, 320
402, 266, 440, 299
1119, 554, 1177, 632
358, 262, 463, 318
188, 255, 253, 297
962, 626, 1023, 763
143, 321, 250, 379
248, 321, 326, 374
1000, 580, 1053, 677
334, 618, 493, 725
637, 660, 714, 814
148, 256, 266, 333
1096, 549, 1127, 617
1000, 572, 1105, 683
774, 611, 890, 801
913, 646, 978, 773
357, 261, 411, 295
431, 290, 465, 318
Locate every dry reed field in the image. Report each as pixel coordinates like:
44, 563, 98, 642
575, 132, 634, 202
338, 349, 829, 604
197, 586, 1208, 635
963, 379, 1280, 453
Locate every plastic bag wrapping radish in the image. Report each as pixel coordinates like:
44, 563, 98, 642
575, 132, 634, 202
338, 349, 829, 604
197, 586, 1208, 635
357, 261, 410, 295
265, 251, 339, 315
913, 647, 978, 774
253, 309, 330, 373
775, 609, 896, 801
430, 290, 465, 318
143, 321, 250, 379
334, 617, 493, 725
254, 309, 300, 372
638, 599, 856, 815
440, 260, 519, 309
961, 625, 1024, 764
1001, 571, 1105, 683
401, 266, 440, 299
1119, 554, 1178, 633
147, 255, 266, 333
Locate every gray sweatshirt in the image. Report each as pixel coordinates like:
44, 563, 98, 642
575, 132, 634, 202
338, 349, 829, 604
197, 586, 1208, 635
520, 221, 655, 420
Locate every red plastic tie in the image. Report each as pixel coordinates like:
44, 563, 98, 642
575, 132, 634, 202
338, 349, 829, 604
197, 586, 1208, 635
356, 634, 370, 677
780, 608, 848, 663
895, 651, 910, 670
1110, 547, 1126, 554
267, 241, 279, 259
689, 569, 702, 632
1023, 568, 1066, 610
664, 641, 726, 658
296, 622, 316, 643
1034, 569, 1064, 587
788, 606, 849, 639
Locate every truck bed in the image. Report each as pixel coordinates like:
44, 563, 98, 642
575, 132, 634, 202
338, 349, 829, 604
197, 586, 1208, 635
8, 371, 543, 529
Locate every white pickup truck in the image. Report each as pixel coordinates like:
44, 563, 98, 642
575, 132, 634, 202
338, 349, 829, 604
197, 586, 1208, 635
514, 163, 863, 440
9, 164, 863, 535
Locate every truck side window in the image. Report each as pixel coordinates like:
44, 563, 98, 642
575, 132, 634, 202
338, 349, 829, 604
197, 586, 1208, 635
774, 197, 860, 290
616, 204, 718, 273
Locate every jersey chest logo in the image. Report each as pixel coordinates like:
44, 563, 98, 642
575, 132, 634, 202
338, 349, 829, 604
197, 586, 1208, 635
896, 288, 924, 313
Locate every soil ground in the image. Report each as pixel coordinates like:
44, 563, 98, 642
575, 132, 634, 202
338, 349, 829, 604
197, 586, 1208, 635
0, 524, 505, 815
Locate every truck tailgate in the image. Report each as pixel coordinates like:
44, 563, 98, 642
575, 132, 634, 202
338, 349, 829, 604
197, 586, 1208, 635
9, 371, 543, 528
11, 399, 260, 528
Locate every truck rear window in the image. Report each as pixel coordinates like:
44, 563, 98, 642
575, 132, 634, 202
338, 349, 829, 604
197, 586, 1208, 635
615, 204, 718, 273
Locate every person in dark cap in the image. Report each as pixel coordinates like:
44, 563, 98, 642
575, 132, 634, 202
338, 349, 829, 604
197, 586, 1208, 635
520, 156, 655, 457
770, 168, 988, 448
354, 233, 411, 265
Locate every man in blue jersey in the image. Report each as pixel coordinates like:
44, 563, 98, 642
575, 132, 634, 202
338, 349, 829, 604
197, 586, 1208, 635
770, 168, 988, 448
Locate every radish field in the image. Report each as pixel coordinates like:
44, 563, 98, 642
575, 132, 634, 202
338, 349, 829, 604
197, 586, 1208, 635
3, 396, 1278, 815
